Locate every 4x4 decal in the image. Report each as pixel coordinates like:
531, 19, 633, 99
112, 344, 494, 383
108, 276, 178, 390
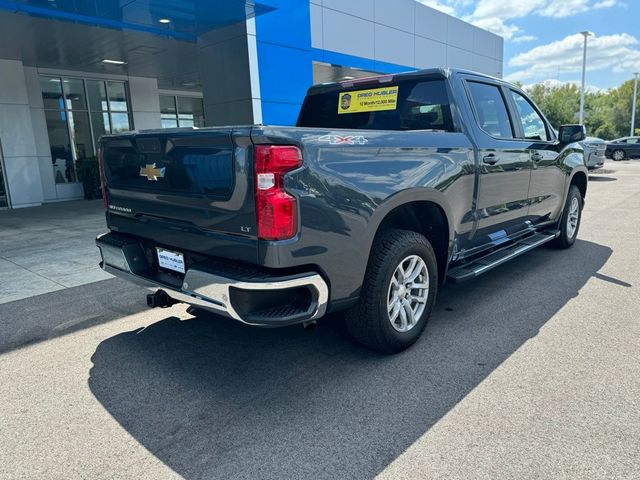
318, 134, 369, 145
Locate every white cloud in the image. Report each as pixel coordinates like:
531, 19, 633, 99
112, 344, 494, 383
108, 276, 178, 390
512, 35, 538, 43
506, 33, 640, 82
462, 0, 543, 39
594, 0, 619, 8
415, 0, 457, 15
469, 0, 545, 21
471, 17, 521, 39
539, 0, 590, 17
414, 0, 625, 42
461, 0, 622, 39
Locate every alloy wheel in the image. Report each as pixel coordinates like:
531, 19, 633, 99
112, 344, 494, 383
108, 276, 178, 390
567, 196, 580, 239
387, 255, 429, 333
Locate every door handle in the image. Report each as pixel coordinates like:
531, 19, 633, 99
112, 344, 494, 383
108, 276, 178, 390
482, 154, 499, 165
531, 152, 543, 162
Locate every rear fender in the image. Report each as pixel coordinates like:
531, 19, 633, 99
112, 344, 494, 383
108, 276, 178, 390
364, 187, 455, 265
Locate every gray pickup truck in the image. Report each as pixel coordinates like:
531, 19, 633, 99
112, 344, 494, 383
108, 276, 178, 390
96, 68, 588, 353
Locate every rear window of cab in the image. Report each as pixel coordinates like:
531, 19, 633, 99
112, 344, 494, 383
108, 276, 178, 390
297, 78, 454, 132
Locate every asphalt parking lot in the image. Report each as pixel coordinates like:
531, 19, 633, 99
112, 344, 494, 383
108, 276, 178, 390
1, 161, 639, 480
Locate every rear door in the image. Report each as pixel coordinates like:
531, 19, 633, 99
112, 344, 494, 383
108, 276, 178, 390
505, 88, 564, 225
463, 78, 532, 251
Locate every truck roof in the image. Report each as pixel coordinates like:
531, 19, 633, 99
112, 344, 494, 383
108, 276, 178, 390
307, 67, 504, 95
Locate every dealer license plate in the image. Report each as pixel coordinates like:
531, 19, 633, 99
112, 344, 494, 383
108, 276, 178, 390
156, 247, 185, 274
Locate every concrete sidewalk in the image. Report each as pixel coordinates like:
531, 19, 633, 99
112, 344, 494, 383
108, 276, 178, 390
0, 200, 111, 304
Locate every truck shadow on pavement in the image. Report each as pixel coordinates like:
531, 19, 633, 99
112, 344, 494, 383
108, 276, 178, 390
89, 239, 613, 480
0, 278, 149, 355
588, 175, 617, 182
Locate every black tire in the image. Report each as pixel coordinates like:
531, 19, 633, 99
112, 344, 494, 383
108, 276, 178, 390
552, 185, 583, 249
345, 229, 438, 354
612, 149, 625, 161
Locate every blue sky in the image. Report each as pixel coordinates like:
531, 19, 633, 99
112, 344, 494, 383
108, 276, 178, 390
419, 0, 640, 90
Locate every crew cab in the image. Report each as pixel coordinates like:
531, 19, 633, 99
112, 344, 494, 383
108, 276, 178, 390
96, 68, 587, 353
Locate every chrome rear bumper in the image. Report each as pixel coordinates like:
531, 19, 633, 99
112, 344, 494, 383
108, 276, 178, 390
96, 232, 329, 327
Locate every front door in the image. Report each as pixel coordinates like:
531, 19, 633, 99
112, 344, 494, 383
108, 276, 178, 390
0, 138, 9, 208
463, 79, 532, 253
626, 137, 640, 157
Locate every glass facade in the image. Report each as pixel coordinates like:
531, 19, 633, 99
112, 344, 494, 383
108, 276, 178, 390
160, 95, 205, 128
40, 76, 132, 184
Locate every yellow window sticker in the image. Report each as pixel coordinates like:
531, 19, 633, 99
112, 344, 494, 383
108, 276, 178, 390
338, 86, 399, 114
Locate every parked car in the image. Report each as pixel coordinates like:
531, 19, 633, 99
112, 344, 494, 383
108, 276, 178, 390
606, 136, 640, 160
581, 137, 606, 170
96, 68, 588, 354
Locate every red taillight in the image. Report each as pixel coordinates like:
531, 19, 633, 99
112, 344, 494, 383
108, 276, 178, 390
254, 145, 302, 240
97, 145, 108, 209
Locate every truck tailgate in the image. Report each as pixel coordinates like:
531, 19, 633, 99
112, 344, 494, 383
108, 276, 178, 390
101, 128, 258, 263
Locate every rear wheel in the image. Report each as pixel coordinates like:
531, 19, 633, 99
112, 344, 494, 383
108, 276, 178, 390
345, 229, 438, 354
612, 149, 625, 161
553, 185, 583, 249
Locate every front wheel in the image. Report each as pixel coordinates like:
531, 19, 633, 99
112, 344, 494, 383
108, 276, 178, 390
553, 185, 583, 249
612, 149, 625, 161
345, 229, 438, 354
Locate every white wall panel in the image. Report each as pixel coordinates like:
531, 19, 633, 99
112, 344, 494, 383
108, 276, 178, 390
322, 8, 375, 58
0, 104, 37, 158
310, 2, 323, 49
494, 58, 503, 77
472, 54, 498, 77
3, 156, 44, 207
446, 45, 474, 70
473, 28, 496, 58
129, 77, 160, 113
312, 0, 503, 76
29, 108, 50, 158
323, 0, 374, 21
447, 17, 474, 52
131, 111, 162, 131
374, 0, 415, 34
0, 60, 29, 105
415, 37, 447, 69
495, 39, 504, 63
415, 4, 448, 42
23, 67, 44, 109
129, 76, 161, 130
37, 156, 57, 202
375, 24, 414, 66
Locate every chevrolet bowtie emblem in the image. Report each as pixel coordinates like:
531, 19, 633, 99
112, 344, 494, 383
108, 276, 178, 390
139, 163, 165, 181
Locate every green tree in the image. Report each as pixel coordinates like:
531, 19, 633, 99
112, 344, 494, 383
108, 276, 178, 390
527, 83, 581, 128
605, 80, 638, 138
524, 79, 640, 140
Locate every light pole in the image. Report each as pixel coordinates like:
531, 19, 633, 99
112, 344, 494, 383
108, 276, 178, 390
579, 31, 592, 125
631, 72, 639, 137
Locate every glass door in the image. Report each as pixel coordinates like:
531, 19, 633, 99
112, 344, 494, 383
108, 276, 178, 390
39, 75, 133, 186
0, 138, 9, 208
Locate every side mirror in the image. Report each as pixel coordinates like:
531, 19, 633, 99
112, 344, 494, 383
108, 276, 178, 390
559, 124, 586, 143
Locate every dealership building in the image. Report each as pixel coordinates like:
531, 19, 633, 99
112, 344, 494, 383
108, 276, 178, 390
0, 0, 503, 209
